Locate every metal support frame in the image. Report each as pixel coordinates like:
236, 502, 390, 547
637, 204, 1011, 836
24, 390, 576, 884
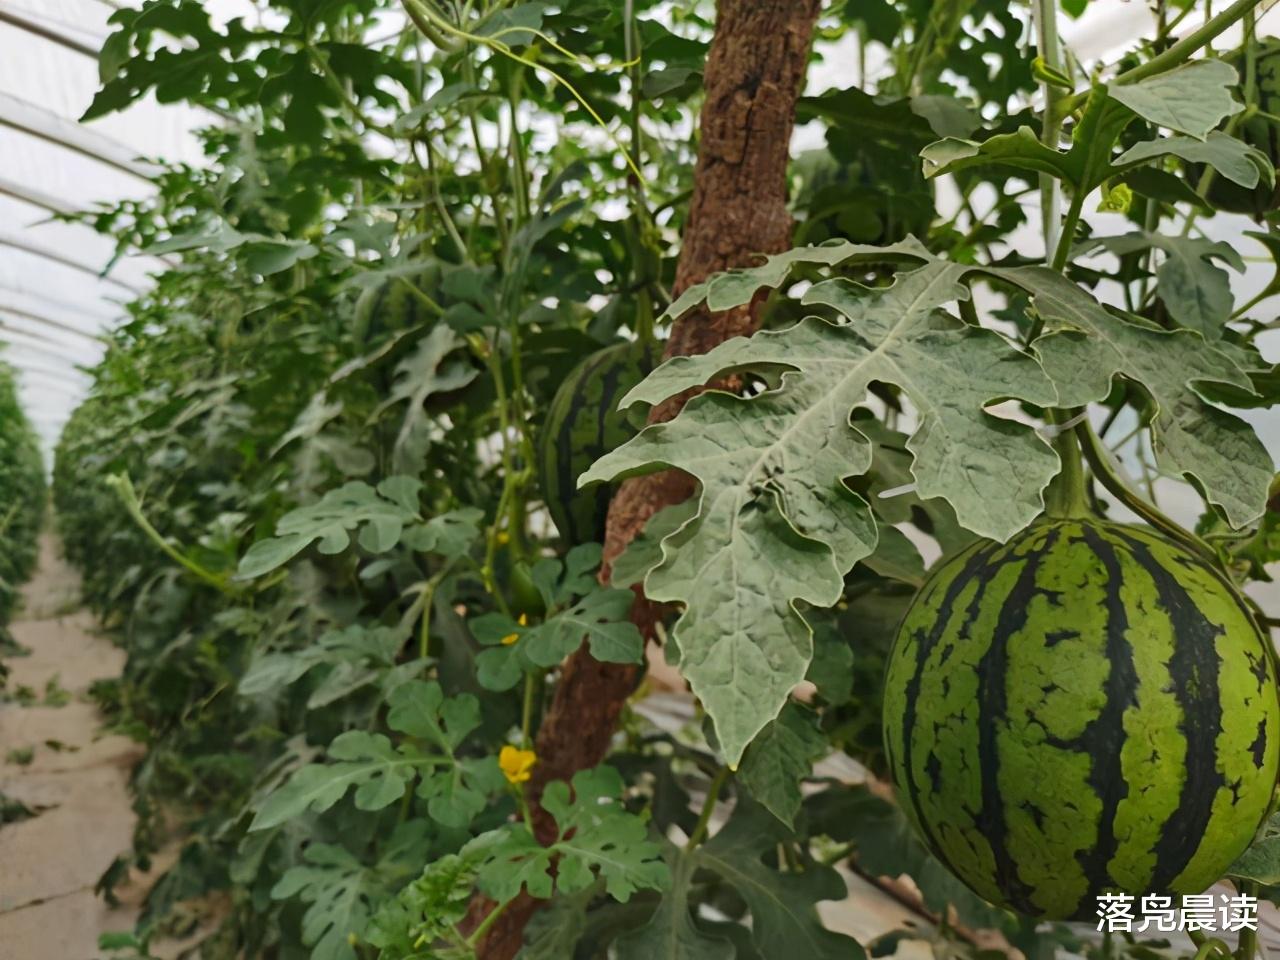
0, 305, 106, 348
0, 92, 162, 181
0, 3, 102, 58
0, 231, 142, 296
0, 286, 114, 341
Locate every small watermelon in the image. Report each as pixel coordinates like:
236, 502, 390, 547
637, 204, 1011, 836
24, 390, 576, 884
353, 269, 441, 343
883, 518, 1280, 919
538, 340, 657, 545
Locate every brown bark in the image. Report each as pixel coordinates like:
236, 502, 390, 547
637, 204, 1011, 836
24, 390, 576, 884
469, 3, 821, 956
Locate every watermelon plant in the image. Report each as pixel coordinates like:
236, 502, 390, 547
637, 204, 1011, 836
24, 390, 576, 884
44, 1, 1280, 959
0, 359, 44, 639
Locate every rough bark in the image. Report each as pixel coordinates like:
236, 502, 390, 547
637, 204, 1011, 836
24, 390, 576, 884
469, 3, 821, 955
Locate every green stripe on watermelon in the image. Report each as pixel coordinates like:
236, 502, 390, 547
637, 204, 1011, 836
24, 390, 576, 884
539, 340, 657, 545
883, 518, 1280, 919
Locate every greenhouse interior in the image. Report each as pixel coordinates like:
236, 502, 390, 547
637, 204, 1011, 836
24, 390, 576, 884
5, 1, 1280, 959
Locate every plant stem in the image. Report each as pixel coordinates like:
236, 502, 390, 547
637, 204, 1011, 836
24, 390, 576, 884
1034, 0, 1065, 258
521, 670, 537, 746
465, 898, 512, 948
1238, 880, 1260, 960
107, 474, 235, 594
1051, 184, 1086, 271
1061, 0, 1264, 115
1116, 0, 1263, 86
1043, 412, 1090, 518
1078, 423, 1216, 558
685, 766, 731, 851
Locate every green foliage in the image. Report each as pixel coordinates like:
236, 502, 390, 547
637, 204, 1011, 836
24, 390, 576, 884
48, 1, 1280, 958
0, 360, 45, 631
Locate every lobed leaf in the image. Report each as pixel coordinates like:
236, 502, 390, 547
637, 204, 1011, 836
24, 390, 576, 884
586, 260, 1058, 764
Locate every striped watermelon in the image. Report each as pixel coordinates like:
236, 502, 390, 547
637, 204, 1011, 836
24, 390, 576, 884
883, 518, 1280, 919
538, 340, 656, 545
353, 270, 440, 343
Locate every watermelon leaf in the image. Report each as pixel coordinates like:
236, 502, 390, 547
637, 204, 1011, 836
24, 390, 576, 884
467, 766, 669, 904
272, 822, 431, 960
583, 256, 1059, 764
615, 844, 736, 960
250, 682, 494, 831
1106, 59, 1243, 140
1008, 265, 1271, 527
372, 325, 479, 475
694, 802, 862, 959
237, 478, 424, 578
737, 702, 827, 827
805, 784, 1007, 929
1115, 131, 1274, 189
619, 804, 860, 960
1076, 233, 1244, 337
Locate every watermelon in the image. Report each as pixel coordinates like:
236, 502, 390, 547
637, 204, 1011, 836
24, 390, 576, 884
883, 518, 1280, 919
538, 340, 657, 545
353, 269, 441, 343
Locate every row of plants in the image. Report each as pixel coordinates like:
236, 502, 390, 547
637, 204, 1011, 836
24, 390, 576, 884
50, 1, 1280, 959
0, 359, 45, 646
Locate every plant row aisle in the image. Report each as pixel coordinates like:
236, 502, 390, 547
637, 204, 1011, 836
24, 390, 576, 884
45, 1, 1280, 959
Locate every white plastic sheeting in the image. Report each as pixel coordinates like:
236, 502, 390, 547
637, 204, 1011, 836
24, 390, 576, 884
0, 0, 222, 453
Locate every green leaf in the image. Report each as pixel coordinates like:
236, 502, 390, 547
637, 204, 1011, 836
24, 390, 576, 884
663, 238, 933, 322
909, 95, 979, 139
611, 500, 698, 589
1079, 232, 1243, 336
737, 703, 827, 826
386, 679, 479, 752
920, 127, 1079, 184
365, 854, 476, 958
1007, 266, 1272, 527
517, 883, 598, 959
806, 785, 1005, 929
469, 766, 668, 904
694, 802, 862, 959
273, 823, 431, 960
237, 478, 423, 578
400, 507, 484, 560
1227, 836, 1280, 884
615, 844, 735, 960
522, 587, 644, 667
271, 844, 373, 960
1114, 131, 1274, 189
1107, 60, 1242, 140
473, 583, 643, 690
243, 239, 319, 276
250, 682, 488, 831
239, 624, 402, 701
373, 325, 478, 474
250, 731, 421, 830
585, 259, 1058, 764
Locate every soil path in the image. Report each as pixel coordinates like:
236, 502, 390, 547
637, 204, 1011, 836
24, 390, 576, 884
0, 532, 145, 959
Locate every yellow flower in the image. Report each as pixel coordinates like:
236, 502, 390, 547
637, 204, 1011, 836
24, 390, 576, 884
496, 530, 510, 545
500, 613, 529, 646
499, 745, 537, 784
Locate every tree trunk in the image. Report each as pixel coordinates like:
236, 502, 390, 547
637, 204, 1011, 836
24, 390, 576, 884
469, 3, 821, 955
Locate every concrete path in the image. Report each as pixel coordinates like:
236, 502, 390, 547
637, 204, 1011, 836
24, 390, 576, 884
0, 532, 145, 959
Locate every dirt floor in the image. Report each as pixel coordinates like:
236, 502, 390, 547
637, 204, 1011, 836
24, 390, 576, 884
0, 532, 149, 960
